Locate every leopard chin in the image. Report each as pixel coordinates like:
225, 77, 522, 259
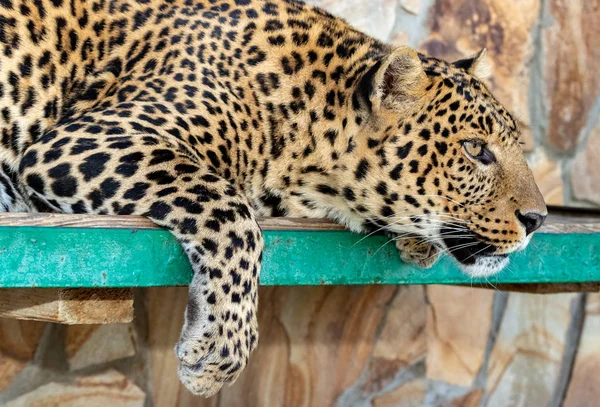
439, 223, 512, 278
457, 255, 510, 278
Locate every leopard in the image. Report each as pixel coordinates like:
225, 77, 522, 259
0, 0, 546, 396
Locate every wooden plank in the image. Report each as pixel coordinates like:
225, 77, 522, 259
0, 288, 133, 324
484, 283, 600, 294
0, 228, 597, 288
458, 282, 600, 293
0, 207, 597, 233
0, 213, 347, 231
0, 208, 597, 289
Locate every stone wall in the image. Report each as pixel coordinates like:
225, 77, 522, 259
307, 0, 600, 207
1, 287, 598, 406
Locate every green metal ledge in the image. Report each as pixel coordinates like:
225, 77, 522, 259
0, 209, 598, 288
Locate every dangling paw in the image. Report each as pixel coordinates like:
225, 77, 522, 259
175, 316, 258, 397
175, 292, 259, 397
176, 335, 246, 397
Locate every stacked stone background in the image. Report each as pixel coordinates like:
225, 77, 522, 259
310, 0, 600, 207
1, 287, 598, 406
1, 0, 599, 406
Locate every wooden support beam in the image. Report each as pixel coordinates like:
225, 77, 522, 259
0, 206, 597, 233
0, 207, 598, 291
0, 288, 133, 324
463, 283, 600, 294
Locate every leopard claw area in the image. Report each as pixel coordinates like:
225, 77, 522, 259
395, 238, 440, 269
175, 336, 247, 397
175, 339, 225, 397
175, 337, 213, 365
178, 363, 225, 397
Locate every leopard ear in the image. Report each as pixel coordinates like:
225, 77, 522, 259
452, 48, 491, 78
367, 46, 430, 112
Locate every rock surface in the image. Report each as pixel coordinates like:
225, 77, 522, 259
571, 126, 600, 205
372, 378, 427, 407
0, 319, 46, 391
426, 286, 494, 386
563, 293, 600, 407
147, 287, 197, 407
543, 0, 600, 153
419, 0, 541, 150
305, 0, 397, 41
66, 324, 137, 371
5, 370, 145, 407
530, 151, 565, 205
485, 293, 576, 405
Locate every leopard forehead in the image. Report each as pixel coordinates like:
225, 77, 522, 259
418, 54, 520, 144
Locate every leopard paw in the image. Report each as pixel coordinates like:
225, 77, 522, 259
395, 237, 440, 268
175, 298, 259, 397
175, 331, 255, 397
175, 338, 226, 397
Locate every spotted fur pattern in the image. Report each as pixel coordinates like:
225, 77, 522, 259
0, 0, 545, 396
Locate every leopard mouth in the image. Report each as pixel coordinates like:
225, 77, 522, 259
440, 224, 509, 277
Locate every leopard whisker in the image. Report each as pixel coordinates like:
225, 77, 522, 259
412, 235, 473, 246
462, 244, 493, 263
433, 241, 481, 259
354, 216, 460, 246
423, 242, 481, 262
383, 212, 473, 225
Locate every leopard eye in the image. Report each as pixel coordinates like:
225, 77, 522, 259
463, 140, 482, 157
462, 140, 496, 165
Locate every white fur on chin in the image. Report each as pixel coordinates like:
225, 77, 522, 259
455, 233, 533, 278
459, 255, 510, 278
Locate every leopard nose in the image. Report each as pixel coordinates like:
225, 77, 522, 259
516, 211, 546, 235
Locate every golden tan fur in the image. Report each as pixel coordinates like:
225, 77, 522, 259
0, 0, 546, 396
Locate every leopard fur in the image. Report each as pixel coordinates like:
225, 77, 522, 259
0, 0, 546, 396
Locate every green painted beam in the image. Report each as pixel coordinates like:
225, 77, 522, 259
0, 222, 598, 288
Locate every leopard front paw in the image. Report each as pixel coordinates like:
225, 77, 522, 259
175, 309, 259, 397
395, 237, 440, 268
175, 339, 230, 396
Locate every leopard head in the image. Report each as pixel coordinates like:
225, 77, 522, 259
349, 46, 546, 276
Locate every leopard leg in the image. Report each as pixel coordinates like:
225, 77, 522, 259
19, 131, 261, 397
394, 236, 440, 268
